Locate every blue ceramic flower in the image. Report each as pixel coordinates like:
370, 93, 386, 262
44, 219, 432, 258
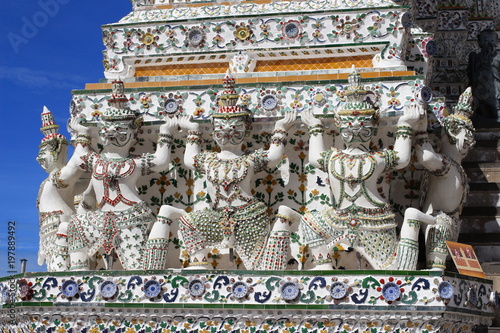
232, 281, 249, 299
144, 280, 161, 298
62, 280, 79, 298
280, 281, 300, 301
189, 279, 206, 297
100, 281, 118, 299
382, 282, 401, 301
438, 281, 454, 300
330, 281, 348, 300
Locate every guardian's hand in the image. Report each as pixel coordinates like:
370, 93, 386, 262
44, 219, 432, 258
399, 103, 424, 127
178, 114, 200, 132
275, 110, 297, 131
159, 115, 178, 134
69, 115, 90, 135
300, 108, 322, 128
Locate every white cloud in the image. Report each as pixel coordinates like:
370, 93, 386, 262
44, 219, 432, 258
0, 65, 88, 91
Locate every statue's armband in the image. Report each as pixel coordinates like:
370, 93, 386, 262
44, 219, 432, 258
380, 149, 399, 172
141, 153, 156, 176
51, 170, 70, 189
253, 149, 270, 173
430, 155, 452, 177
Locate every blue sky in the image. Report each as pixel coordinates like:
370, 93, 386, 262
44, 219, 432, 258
0, 0, 131, 276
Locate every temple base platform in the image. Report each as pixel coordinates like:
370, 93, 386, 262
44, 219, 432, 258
0, 270, 495, 333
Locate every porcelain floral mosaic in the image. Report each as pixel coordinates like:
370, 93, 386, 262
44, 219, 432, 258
0, 271, 494, 332
0, 272, 492, 308
127, 0, 404, 22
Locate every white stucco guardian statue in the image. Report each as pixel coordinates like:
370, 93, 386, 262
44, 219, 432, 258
37, 107, 73, 272
53, 80, 177, 271
299, 67, 427, 270
400, 87, 475, 270
150, 73, 299, 270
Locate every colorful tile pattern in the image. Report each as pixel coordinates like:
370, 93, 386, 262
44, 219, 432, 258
102, 8, 404, 77
133, 56, 374, 77
0, 271, 494, 332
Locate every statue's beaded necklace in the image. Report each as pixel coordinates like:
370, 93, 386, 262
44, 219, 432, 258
93, 156, 137, 207
330, 151, 384, 208
205, 154, 251, 208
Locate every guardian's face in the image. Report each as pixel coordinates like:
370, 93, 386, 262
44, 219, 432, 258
36, 146, 54, 172
212, 117, 248, 147
448, 126, 475, 155
459, 128, 475, 155
443, 117, 476, 156
99, 120, 135, 148
338, 115, 375, 144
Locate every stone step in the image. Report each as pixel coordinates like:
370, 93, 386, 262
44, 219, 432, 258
467, 182, 500, 202
457, 125, 500, 277
452, 181, 500, 234
458, 233, 500, 246
459, 210, 500, 230
464, 162, 500, 183
466, 117, 500, 148
464, 125, 500, 162
473, 122, 500, 132
461, 205, 499, 217
473, 140, 500, 149
474, 130, 500, 141
464, 189, 500, 207
480, 262, 500, 275
469, 183, 500, 191
463, 140, 500, 163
